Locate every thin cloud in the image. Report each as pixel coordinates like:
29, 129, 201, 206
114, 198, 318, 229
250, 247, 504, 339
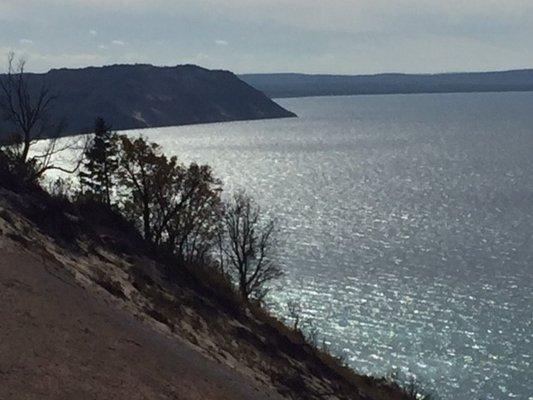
19, 38, 34, 45
89, 29, 98, 36
0, 46, 107, 72
189, 52, 209, 63
2, 0, 532, 73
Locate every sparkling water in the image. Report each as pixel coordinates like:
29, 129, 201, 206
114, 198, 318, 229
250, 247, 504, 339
53, 92, 533, 399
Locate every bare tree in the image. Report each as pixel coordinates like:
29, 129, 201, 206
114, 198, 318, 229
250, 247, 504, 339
0, 52, 83, 179
219, 191, 283, 301
287, 300, 303, 330
0, 52, 56, 162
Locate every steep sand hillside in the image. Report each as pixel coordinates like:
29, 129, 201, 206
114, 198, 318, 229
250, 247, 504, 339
0, 242, 283, 400
0, 186, 410, 400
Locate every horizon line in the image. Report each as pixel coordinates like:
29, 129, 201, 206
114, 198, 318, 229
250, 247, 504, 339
16, 62, 533, 77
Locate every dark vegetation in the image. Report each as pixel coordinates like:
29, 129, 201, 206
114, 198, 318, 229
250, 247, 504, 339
0, 56, 435, 399
0, 63, 296, 140
240, 69, 533, 98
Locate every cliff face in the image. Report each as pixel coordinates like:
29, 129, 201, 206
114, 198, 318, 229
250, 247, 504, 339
0, 184, 410, 400
0, 64, 296, 138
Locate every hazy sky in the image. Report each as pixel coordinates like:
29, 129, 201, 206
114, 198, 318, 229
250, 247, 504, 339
1, 0, 532, 74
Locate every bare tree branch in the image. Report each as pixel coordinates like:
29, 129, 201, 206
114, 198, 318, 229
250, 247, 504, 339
219, 191, 283, 301
0, 52, 71, 181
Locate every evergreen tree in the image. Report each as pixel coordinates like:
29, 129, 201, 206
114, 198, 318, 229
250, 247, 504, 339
80, 117, 119, 205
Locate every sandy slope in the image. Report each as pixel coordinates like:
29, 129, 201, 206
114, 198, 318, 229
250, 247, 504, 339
0, 241, 284, 400
0, 184, 412, 400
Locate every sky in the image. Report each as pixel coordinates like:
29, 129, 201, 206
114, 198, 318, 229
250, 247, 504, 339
1, 0, 532, 74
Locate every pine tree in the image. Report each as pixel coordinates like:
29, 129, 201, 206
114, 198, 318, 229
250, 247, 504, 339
80, 117, 119, 205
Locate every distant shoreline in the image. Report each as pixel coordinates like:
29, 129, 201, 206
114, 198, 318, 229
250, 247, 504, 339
272, 88, 533, 100
241, 69, 533, 99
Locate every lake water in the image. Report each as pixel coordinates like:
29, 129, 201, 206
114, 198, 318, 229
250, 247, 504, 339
55, 92, 533, 399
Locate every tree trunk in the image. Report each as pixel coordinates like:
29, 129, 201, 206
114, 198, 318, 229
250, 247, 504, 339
21, 133, 31, 163
239, 275, 248, 301
143, 201, 151, 242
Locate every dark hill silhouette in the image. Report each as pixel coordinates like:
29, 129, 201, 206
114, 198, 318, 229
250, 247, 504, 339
240, 69, 533, 98
0, 64, 296, 138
